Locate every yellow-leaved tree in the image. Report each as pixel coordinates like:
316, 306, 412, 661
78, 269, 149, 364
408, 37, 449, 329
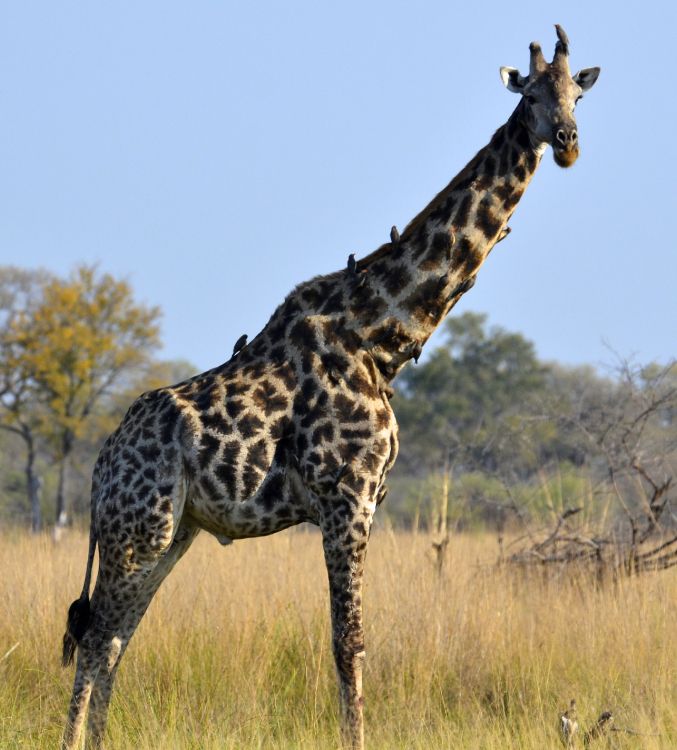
9, 265, 161, 532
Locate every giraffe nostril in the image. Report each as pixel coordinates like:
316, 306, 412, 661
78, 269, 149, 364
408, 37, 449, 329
556, 129, 577, 147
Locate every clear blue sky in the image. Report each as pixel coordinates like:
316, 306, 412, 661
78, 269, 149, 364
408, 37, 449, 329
2, 2, 675, 372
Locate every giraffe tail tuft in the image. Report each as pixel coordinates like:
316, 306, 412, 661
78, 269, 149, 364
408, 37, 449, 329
62, 594, 91, 667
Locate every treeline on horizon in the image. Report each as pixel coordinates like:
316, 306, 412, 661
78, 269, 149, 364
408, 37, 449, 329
1, 264, 675, 539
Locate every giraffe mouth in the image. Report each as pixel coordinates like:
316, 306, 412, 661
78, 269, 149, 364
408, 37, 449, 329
553, 145, 579, 168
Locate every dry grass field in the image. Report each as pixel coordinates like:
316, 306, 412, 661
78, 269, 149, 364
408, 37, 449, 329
0, 528, 675, 749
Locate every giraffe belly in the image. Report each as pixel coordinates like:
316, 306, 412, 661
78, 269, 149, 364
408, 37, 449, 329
185, 464, 314, 539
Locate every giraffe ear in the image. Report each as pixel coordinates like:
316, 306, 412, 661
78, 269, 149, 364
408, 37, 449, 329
573, 67, 600, 92
500, 67, 528, 93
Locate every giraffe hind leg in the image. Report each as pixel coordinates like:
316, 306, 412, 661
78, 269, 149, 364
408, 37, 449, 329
62, 559, 155, 750
62, 660, 95, 750
84, 522, 200, 750
62, 522, 197, 750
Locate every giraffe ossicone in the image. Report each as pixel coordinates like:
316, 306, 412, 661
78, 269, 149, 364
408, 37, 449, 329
61, 25, 599, 750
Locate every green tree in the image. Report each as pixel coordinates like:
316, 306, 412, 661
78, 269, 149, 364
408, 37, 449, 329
393, 312, 547, 474
8, 265, 161, 530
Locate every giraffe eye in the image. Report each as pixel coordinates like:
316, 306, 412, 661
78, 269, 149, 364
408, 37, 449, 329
524, 95, 536, 105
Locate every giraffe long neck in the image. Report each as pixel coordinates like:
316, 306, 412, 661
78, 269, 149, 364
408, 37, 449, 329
341, 101, 544, 381
249, 103, 544, 390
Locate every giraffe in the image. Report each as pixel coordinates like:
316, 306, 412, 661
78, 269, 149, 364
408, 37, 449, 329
61, 26, 599, 750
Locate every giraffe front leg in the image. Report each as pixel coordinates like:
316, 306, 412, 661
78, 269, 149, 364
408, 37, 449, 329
321, 504, 373, 750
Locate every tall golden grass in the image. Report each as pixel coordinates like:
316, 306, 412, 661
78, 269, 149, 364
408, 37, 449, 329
0, 528, 675, 748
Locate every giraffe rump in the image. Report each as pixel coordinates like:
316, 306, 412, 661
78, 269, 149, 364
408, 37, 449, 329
62, 594, 91, 667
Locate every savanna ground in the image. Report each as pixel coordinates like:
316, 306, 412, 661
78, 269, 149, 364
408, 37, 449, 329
0, 528, 675, 749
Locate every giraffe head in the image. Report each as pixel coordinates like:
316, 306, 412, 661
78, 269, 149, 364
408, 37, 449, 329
500, 25, 600, 168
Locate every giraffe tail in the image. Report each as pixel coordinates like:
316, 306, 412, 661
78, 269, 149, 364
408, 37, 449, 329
61, 594, 91, 667
61, 479, 99, 667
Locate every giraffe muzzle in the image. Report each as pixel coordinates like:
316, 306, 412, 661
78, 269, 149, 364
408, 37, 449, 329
553, 127, 579, 167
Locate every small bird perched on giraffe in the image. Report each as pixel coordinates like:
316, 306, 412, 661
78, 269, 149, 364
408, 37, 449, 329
231, 332, 248, 358
61, 25, 599, 750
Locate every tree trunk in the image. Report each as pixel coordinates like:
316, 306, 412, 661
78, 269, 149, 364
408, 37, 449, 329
54, 431, 74, 538
24, 431, 42, 533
